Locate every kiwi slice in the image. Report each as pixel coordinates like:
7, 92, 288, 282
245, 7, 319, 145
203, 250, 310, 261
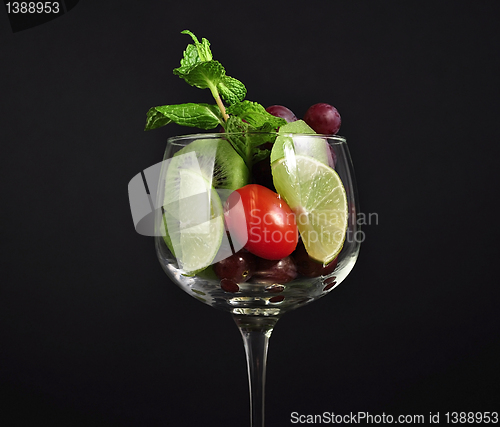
161, 138, 248, 264
170, 138, 249, 190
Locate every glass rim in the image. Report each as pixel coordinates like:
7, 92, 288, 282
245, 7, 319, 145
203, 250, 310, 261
167, 132, 347, 146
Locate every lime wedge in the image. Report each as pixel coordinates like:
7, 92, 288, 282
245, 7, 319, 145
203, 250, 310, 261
162, 168, 224, 274
272, 155, 348, 264
271, 120, 330, 165
279, 119, 316, 135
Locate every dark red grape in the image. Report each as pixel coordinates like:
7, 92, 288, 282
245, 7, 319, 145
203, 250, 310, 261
326, 144, 337, 169
323, 277, 337, 291
251, 256, 297, 284
292, 240, 338, 277
214, 251, 256, 283
266, 284, 284, 293
303, 103, 341, 135
266, 105, 298, 123
220, 278, 240, 293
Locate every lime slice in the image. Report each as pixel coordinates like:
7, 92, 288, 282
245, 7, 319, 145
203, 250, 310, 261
272, 155, 348, 264
162, 168, 224, 274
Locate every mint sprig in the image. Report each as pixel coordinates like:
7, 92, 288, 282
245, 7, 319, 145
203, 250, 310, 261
145, 30, 287, 169
172, 30, 245, 119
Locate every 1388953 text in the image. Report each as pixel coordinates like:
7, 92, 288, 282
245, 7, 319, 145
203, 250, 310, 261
445, 412, 498, 424
5, 2, 60, 14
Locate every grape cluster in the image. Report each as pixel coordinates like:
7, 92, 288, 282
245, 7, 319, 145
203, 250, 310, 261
266, 102, 341, 135
213, 244, 338, 291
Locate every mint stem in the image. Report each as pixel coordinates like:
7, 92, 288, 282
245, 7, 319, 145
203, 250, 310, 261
215, 93, 229, 121
209, 85, 229, 122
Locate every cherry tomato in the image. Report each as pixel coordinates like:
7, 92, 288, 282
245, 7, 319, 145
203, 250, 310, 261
224, 184, 298, 260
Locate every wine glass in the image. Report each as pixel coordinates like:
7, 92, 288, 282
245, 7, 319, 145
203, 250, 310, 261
154, 132, 360, 427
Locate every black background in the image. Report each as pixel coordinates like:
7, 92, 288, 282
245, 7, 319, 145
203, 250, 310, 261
1, 1, 499, 426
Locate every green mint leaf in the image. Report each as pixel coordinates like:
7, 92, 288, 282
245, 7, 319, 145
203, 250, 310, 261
223, 116, 248, 160
145, 103, 223, 130
253, 147, 271, 164
180, 30, 212, 62
173, 30, 214, 78
217, 76, 247, 105
174, 44, 200, 77
145, 108, 172, 130
224, 116, 278, 168
226, 100, 287, 128
175, 60, 225, 91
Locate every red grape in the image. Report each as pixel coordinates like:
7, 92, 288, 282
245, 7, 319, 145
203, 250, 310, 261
303, 103, 341, 135
251, 256, 297, 284
214, 251, 256, 283
323, 277, 337, 291
292, 240, 338, 277
266, 105, 298, 123
220, 278, 240, 293
327, 144, 337, 169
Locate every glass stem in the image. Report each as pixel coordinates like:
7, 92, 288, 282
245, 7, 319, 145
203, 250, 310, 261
233, 315, 279, 427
